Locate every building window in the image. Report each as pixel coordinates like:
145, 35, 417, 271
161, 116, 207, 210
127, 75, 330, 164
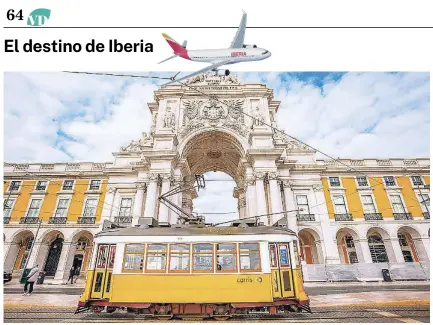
361, 195, 377, 213
8, 181, 21, 192
333, 195, 347, 214
123, 244, 145, 272
119, 198, 132, 216
329, 177, 341, 187
239, 243, 261, 271
411, 176, 423, 186
216, 243, 237, 272
54, 199, 69, 218
398, 233, 416, 262
296, 195, 310, 214
356, 176, 369, 187
348, 252, 359, 264
169, 244, 190, 272
368, 235, 389, 263
26, 199, 42, 218
389, 195, 405, 213
384, 176, 396, 187
89, 180, 101, 191
83, 198, 98, 216
35, 181, 48, 191
76, 238, 88, 250
146, 244, 167, 272
193, 243, 213, 272
4, 199, 15, 218
62, 180, 74, 191
419, 194, 430, 212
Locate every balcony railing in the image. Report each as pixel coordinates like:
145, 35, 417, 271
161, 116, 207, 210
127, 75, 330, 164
4, 217, 10, 224
334, 213, 353, 221
77, 216, 96, 224
423, 212, 430, 219
364, 213, 383, 221
114, 216, 133, 225
48, 217, 67, 224
393, 212, 413, 220
296, 214, 316, 222
19, 217, 40, 224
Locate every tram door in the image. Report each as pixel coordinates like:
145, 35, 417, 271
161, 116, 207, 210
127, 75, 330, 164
269, 243, 295, 299
91, 244, 116, 299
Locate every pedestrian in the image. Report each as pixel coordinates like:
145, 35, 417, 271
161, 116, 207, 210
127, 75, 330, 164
73, 266, 81, 283
66, 267, 75, 284
23, 264, 39, 296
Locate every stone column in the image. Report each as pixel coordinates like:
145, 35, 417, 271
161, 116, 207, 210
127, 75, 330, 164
53, 241, 73, 282
182, 191, 193, 215
238, 193, 247, 219
100, 186, 116, 229
245, 180, 256, 219
143, 173, 158, 220
26, 240, 42, 269
389, 237, 405, 263
255, 174, 267, 225
358, 238, 373, 263
3, 242, 19, 272
268, 173, 284, 225
158, 175, 171, 225
283, 181, 298, 233
132, 182, 146, 226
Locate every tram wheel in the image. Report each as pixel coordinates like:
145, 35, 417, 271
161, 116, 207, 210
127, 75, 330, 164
106, 307, 117, 313
155, 315, 173, 320
213, 316, 231, 321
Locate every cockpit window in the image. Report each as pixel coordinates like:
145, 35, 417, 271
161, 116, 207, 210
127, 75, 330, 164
262, 51, 268, 54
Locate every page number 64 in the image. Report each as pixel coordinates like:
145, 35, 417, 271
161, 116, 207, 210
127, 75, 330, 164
7, 9, 24, 21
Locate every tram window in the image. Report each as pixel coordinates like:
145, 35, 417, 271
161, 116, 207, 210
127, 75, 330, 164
239, 243, 261, 271
193, 243, 213, 272
169, 244, 190, 272
123, 244, 145, 272
146, 244, 167, 272
279, 244, 291, 267
96, 245, 109, 269
269, 244, 278, 267
109, 246, 116, 269
94, 272, 103, 292
216, 243, 237, 272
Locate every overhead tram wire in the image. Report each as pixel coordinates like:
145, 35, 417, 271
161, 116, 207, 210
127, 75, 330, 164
58, 71, 430, 218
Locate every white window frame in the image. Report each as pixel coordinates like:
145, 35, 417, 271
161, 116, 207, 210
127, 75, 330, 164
3, 198, 16, 218
8, 180, 22, 192
35, 180, 48, 191
418, 193, 430, 213
389, 194, 407, 213
328, 176, 341, 187
383, 176, 396, 187
119, 197, 134, 217
25, 197, 44, 218
62, 179, 75, 191
53, 197, 71, 218
410, 175, 424, 187
356, 176, 369, 187
82, 196, 99, 217
88, 179, 102, 191
296, 195, 311, 215
332, 195, 348, 215
360, 194, 378, 214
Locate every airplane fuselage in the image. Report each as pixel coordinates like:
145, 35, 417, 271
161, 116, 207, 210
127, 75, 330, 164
184, 48, 271, 64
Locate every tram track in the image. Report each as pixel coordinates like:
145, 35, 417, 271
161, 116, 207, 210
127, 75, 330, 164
4, 306, 430, 323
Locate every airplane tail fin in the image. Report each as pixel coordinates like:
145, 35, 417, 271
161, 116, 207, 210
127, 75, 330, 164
161, 33, 190, 60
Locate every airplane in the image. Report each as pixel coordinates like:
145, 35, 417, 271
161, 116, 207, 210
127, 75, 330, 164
159, 11, 271, 85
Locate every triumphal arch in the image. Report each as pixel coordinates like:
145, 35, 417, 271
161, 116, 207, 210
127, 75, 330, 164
101, 72, 328, 242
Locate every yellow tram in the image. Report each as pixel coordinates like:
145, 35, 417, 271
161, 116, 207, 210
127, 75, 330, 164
77, 226, 310, 319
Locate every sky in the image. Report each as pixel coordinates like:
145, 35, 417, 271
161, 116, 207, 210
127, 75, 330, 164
3, 72, 430, 223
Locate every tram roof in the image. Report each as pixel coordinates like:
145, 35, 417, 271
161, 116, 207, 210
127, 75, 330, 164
95, 226, 297, 238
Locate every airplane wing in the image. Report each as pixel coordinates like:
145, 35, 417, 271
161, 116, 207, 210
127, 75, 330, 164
162, 60, 233, 86
229, 11, 247, 48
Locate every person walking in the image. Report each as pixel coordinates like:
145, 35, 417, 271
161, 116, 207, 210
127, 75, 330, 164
23, 264, 39, 296
73, 266, 81, 284
66, 267, 75, 284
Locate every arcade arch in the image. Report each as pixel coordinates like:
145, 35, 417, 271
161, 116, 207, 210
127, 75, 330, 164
4, 230, 34, 273
298, 228, 324, 264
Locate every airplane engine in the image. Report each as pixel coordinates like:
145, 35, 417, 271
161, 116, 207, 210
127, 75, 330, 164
216, 69, 230, 76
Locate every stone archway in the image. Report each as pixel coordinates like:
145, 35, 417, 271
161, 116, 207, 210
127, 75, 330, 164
298, 228, 324, 264
397, 226, 429, 262
178, 130, 247, 224
4, 230, 35, 273
68, 230, 94, 275
34, 230, 65, 276
366, 227, 396, 263
336, 227, 363, 264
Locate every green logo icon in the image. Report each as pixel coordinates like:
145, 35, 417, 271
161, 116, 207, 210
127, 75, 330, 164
27, 8, 51, 26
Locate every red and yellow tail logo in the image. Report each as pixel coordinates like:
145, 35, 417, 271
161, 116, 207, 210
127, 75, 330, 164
162, 33, 190, 60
